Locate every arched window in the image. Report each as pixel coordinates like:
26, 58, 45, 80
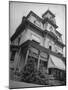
48, 40, 52, 51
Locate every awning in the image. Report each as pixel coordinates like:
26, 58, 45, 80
48, 55, 65, 70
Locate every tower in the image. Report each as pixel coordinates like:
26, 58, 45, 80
42, 10, 58, 33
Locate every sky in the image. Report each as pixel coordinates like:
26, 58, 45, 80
9, 2, 66, 56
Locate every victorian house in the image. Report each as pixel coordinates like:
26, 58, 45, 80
10, 10, 66, 81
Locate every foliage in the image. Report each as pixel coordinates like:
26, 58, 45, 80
20, 58, 48, 85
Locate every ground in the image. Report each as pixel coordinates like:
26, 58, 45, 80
9, 69, 66, 88
9, 80, 45, 89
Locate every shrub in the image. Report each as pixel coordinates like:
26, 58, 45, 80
20, 58, 48, 85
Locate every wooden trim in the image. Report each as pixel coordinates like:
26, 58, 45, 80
25, 49, 29, 65
37, 50, 40, 70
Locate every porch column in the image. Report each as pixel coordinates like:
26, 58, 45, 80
60, 71, 62, 79
14, 48, 21, 72
47, 54, 50, 74
25, 48, 29, 65
37, 50, 40, 70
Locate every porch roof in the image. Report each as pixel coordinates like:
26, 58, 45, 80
20, 40, 64, 59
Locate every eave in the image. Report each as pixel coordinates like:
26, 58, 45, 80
10, 17, 65, 48
55, 40, 65, 47
10, 18, 27, 41
26, 19, 58, 40
26, 20, 65, 47
10, 45, 19, 51
55, 30, 62, 36
26, 19, 44, 37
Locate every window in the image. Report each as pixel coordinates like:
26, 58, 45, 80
48, 40, 53, 51
10, 51, 16, 61
49, 46, 52, 50
43, 62, 47, 68
49, 26, 53, 31
49, 68, 52, 75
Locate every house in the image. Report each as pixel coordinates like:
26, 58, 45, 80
10, 10, 66, 81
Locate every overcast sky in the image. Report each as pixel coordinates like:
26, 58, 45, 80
9, 2, 66, 56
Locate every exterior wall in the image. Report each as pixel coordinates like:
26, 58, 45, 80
11, 12, 63, 54
11, 29, 28, 46
27, 14, 44, 30
43, 22, 48, 30
19, 29, 31, 45
19, 28, 44, 46
55, 44, 63, 54
44, 23, 55, 33
58, 37, 63, 43
44, 36, 56, 52
11, 36, 19, 45
19, 27, 63, 54
44, 36, 63, 54
11, 28, 63, 54
44, 22, 63, 44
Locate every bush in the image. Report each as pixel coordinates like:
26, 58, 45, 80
20, 58, 37, 82
20, 58, 48, 85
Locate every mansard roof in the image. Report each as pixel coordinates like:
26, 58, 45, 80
27, 10, 58, 28
10, 17, 65, 47
10, 17, 26, 41
10, 10, 65, 47
26, 10, 43, 22
42, 9, 55, 18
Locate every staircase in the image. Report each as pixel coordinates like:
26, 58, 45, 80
47, 74, 65, 86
